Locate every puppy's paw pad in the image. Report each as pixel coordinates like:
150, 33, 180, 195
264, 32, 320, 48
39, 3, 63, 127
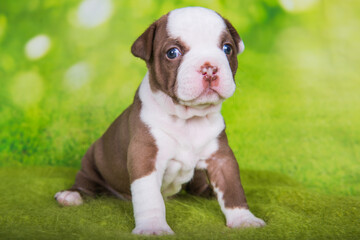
226, 209, 266, 228
132, 222, 174, 235
54, 191, 83, 206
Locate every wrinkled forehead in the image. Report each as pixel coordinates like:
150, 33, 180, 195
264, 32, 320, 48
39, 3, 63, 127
167, 7, 227, 47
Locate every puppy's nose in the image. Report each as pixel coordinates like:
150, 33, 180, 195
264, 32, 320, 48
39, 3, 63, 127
201, 62, 218, 76
201, 62, 219, 87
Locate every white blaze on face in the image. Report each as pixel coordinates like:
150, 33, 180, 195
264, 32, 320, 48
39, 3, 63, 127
167, 7, 236, 105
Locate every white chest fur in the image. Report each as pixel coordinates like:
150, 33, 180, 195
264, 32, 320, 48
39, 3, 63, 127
139, 74, 225, 197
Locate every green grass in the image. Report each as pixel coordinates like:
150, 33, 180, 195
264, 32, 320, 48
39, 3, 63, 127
1, 167, 359, 240
1, 0, 360, 239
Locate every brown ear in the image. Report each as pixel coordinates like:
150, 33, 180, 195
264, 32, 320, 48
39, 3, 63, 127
131, 22, 156, 61
223, 18, 245, 54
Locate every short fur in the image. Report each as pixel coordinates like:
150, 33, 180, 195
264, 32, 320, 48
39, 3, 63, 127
55, 7, 265, 235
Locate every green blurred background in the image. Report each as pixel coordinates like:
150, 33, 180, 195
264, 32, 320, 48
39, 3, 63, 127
0, 0, 359, 239
1, 0, 359, 195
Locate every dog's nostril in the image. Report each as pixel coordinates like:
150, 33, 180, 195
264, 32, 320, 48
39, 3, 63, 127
213, 67, 218, 74
200, 63, 218, 77
201, 67, 209, 75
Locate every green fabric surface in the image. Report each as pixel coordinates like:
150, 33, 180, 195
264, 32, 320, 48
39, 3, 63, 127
0, 167, 359, 239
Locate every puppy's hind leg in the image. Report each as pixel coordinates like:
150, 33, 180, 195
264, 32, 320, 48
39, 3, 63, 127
54, 167, 99, 206
55, 144, 105, 206
184, 169, 214, 198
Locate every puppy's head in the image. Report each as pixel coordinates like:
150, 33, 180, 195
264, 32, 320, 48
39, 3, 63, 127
131, 7, 244, 107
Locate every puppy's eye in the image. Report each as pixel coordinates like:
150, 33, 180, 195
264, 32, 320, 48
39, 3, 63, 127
166, 48, 181, 59
223, 44, 232, 55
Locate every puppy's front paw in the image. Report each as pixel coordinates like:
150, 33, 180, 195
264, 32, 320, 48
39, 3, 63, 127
132, 219, 174, 235
54, 191, 83, 206
226, 208, 265, 228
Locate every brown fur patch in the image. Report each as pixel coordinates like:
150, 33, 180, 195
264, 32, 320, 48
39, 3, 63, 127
218, 31, 239, 77
218, 17, 243, 77
69, 91, 157, 198
206, 130, 249, 209
131, 23, 156, 62
131, 14, 190, 101
184, 169, 214, 198
222, 18, 242, 53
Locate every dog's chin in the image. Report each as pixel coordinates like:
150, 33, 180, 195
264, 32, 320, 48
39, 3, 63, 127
177, 89, 224, 109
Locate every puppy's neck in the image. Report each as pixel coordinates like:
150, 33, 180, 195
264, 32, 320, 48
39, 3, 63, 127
139, 72, 223, 120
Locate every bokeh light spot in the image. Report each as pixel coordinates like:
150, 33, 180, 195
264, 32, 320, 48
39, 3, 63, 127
64, 62, 92, 90
11, 71, 44, 107
77, 0, 113, 28
25, 34, 51, 60
279, 0, 320, 13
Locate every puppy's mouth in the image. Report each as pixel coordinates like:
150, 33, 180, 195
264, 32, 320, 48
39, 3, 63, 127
176, 87, 224, 108
199, 87, 220, 97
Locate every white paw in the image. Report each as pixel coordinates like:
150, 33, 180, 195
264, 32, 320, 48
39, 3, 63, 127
226, 208, 266, 228
132, 219, 174, 235
54, 191, 83, 206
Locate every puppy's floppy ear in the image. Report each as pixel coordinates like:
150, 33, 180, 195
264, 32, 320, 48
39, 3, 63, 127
131, 22, 156, 61
223, 18, 245, 54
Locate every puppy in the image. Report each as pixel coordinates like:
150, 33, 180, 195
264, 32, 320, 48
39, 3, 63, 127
55, 7, 265, 235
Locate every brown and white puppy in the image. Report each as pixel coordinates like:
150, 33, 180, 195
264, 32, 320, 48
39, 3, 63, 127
55, 7, 265, 235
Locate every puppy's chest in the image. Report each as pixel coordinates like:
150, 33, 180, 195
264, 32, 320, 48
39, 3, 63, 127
153, 115, 224, 196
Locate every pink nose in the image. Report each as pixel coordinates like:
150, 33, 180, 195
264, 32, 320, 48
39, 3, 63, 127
201, 62, 219, 87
